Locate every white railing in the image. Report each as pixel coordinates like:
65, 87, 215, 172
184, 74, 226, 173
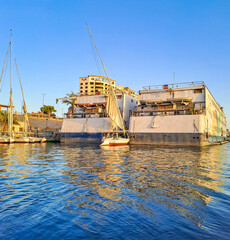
142, 81, 204, 91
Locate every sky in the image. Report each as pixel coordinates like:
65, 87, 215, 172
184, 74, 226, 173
0, 0, 230, 127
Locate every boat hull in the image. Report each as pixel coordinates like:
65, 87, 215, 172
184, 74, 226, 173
29, 137, 46, 143
60, 132, 104, 143
14, 138, 30, 143
129, 132, 226, 146
0, 138, 14, 144
100, 138, 130, 146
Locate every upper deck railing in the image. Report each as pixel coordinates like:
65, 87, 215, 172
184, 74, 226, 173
142, 81, 205, 91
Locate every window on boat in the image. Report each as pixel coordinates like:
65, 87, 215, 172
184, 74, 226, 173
194, 89, 202, 93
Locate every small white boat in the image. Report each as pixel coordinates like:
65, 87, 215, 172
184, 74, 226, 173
14, 137, 30, 143
29, 137, 46, 143
100, 137, 130, 146
0, 137, 14, 144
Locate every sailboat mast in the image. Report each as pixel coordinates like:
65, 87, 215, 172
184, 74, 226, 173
14, 58, 29, 135
9, 30, 13, 137
86, 24, 108, 79
86, 24, 126, 134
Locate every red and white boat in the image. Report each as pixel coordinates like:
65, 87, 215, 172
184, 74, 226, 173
100, 137, 129, 146
14, 137, 30, 143
0, 137, 14, 144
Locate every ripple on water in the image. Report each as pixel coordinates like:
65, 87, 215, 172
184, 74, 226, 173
0, 143, 230, 239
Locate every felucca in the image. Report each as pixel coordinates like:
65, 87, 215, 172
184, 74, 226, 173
0, 31, 46, 144
87, 24, 129, 146
0, 30, 15, 143
14, 59, 46, 143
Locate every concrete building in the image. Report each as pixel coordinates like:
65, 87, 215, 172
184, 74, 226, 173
79, 75, 136, 97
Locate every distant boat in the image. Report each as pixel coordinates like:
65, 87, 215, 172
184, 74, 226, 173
29, 137, 46, 143
0, 31, 46, 144
14, 58, 46, 143
0, 137, 14, 144
0, 30, 15, 143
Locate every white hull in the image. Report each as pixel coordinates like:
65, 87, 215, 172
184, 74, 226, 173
29, 137, 46, 143
0, 138, 14, 144
100, 137, 130, 146
14, 137, 30, 143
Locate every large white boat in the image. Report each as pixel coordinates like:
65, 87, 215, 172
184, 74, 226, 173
60, 87, 137, 143
129, 81, 227, 146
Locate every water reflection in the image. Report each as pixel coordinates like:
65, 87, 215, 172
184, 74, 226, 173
0, 143, 229, 239
59, 144, 228, 230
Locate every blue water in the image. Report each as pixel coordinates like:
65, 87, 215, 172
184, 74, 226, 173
0, 143, 230, 239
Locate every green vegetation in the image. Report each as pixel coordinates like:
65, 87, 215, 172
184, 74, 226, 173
40, 105, 56, 117
62, 91, 78, 114
0, 111, 19, 131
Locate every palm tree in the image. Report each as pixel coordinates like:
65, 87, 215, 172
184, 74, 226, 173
62, 91, 78, 114
0, 111, 19, 132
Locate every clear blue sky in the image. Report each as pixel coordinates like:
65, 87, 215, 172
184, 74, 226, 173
0, 0, 230, 127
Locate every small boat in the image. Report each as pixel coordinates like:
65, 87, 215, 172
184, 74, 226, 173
100, 136, 130, 146
29, 137, 46, 143
46, 139, 60, 143
0, 31, 14, 144
40, 138, 46, 143
14, 137, 30, 143
0, 137, 14, 144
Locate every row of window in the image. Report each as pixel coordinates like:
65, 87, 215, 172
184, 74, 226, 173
80, 86, 110, 89
80, 90, 109, 93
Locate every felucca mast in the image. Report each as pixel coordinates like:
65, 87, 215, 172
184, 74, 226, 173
14, 58, 29, 135
9, 30, 13, 137
0, 43, 10, 91
86, 24, 126, 134
87, 24, 108, 79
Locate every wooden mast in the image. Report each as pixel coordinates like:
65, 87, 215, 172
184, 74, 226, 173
14, 58, 29, 136
86, 24, 126, 135
9, 30, 13, 138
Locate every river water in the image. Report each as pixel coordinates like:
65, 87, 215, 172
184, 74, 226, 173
0, 143, 230, 239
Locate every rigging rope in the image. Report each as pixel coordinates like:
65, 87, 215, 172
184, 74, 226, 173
0, 43, 10, 93
87, 27, 103, 76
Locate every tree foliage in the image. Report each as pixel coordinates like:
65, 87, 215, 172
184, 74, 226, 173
62, 91, 78, 114
0, 111, 19, 131
40, 105, 56, 117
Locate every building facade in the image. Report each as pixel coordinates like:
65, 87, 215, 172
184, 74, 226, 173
79, 75, 136, 97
